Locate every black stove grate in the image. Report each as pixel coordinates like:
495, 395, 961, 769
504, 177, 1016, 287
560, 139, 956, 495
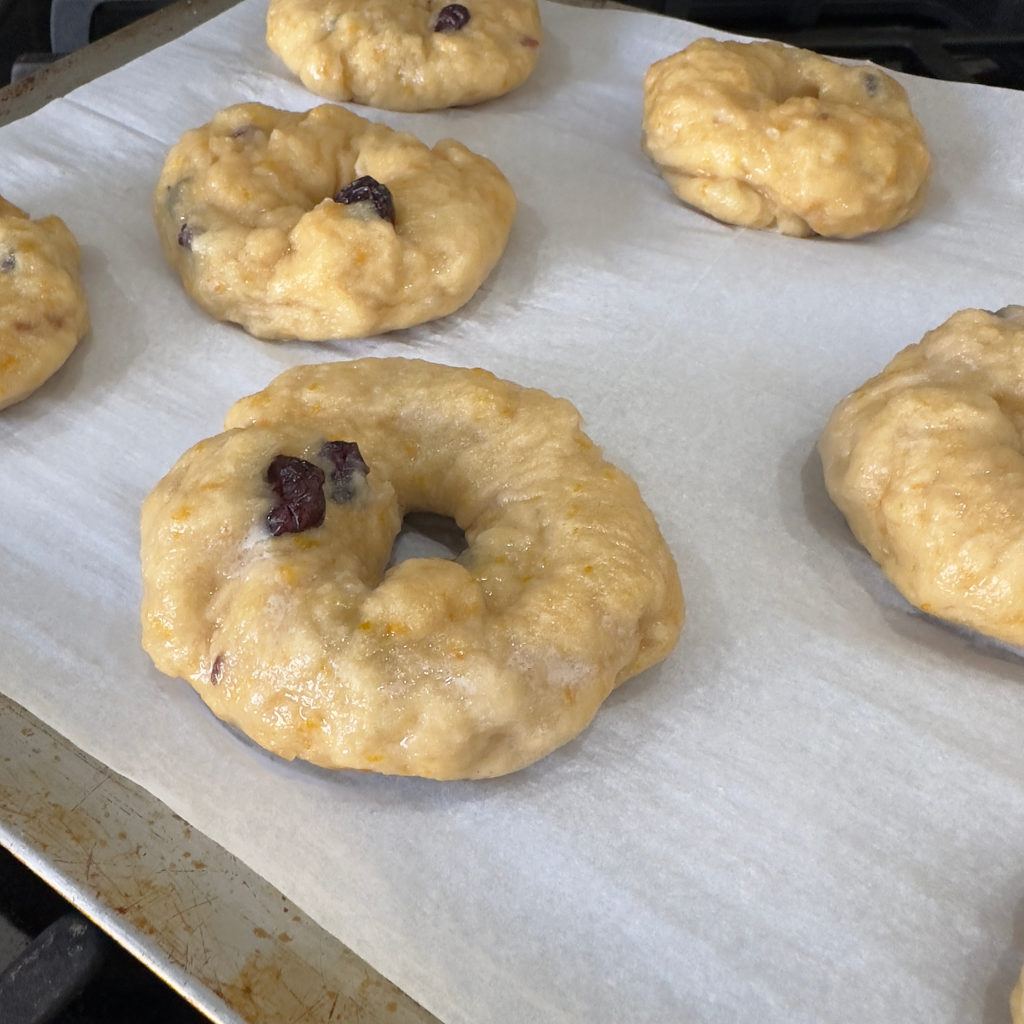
4, 0, 1024, 86
0, 846, 206, 1024
629, 0, 1024, 88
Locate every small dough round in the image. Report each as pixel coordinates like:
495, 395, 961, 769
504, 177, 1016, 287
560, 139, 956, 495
642, 38, 931, 238
140, 358, 684, 780
0, 196, 89, 410
266, 0, 543, 112
820, 306, 1024, 646
153, 102, 517, 341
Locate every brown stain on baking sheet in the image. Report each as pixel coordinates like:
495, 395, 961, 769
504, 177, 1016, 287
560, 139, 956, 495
0, 775, 440, 1023
0, 699, 441, 1024
0, 783, 215, 950
0, 781, 312, 1019
215, 949, 356, 1022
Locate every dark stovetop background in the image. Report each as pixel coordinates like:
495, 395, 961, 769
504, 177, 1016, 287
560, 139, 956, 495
0, 845, 206, 1023
2, 0, 1024, 87
633, 0, 1024, 88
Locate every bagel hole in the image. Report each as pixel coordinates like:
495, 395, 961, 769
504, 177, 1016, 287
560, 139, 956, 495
387, 511, 467, 567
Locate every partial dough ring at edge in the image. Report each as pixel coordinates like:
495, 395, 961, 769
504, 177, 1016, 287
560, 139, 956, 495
1011, 965, 1024, 1024
0, 196, 90, 410
819, 307, 1024, 647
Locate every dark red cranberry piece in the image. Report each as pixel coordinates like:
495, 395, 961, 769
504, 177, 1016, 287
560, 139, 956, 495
319, 440, 369, 503
1, 251, 15, 272
177, 223, 194, 250
434, 4, 470, 31
266, 454, 326, 536
334, 176, 395, 226
210, 654, 225, 685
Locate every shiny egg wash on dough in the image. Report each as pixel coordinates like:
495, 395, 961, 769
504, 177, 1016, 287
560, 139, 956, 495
153, 102, 517, 341
820, 307, 1024, 647
266, 0, 543, 111
642, 38, 931, 238
0, 196, 89, 410
140, 359, 684, 780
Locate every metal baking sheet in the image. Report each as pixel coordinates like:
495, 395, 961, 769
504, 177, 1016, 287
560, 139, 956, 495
3, 1, 1024, 1022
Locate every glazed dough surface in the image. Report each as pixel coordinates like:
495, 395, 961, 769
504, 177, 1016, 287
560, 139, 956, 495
0, 196, 89, 410
820, 307, 1024, 646
140, 358, 684, 780
642, 38, 931, 238
153, 102, 516, 341
266, 0, 542, 111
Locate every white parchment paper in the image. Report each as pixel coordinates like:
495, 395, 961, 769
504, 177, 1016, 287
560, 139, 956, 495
4, 2, 1024, 1020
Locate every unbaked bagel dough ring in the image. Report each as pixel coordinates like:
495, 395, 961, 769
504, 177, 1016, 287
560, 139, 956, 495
642, 38, 931, 238
153, 102, 517, 341
140, 358, 684, 780
266, 0, 543, 112
0, 196, 89, 410
819, 307, 1024, 646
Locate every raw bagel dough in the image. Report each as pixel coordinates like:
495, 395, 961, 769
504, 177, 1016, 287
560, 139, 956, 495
642, 38, 931, 238
140, 358, 684, 780
266, 0, 543, 111
819, 307, 1024, 645
0, 196, 89, 410
1012, 965, 1024, 1024
153, 102, 516, 341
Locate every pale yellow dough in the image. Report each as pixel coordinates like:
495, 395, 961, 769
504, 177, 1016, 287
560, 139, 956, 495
0, 196, 89, 410
140, 358, 684, 780
820, 307, 1024, 646
153, 102, 516, 341
1012, 964, 1024, 1024
266, 0, 542, 112
642, 38, 931, 238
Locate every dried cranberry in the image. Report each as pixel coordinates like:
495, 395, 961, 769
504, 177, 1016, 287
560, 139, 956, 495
177, 223, 194, 250
434, 4, 470, 31
334, 176, 395, 226
210, 654, 225, 685
266, 455, 326, 535
0, 251, 14, 272
319, 440, 369, 503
